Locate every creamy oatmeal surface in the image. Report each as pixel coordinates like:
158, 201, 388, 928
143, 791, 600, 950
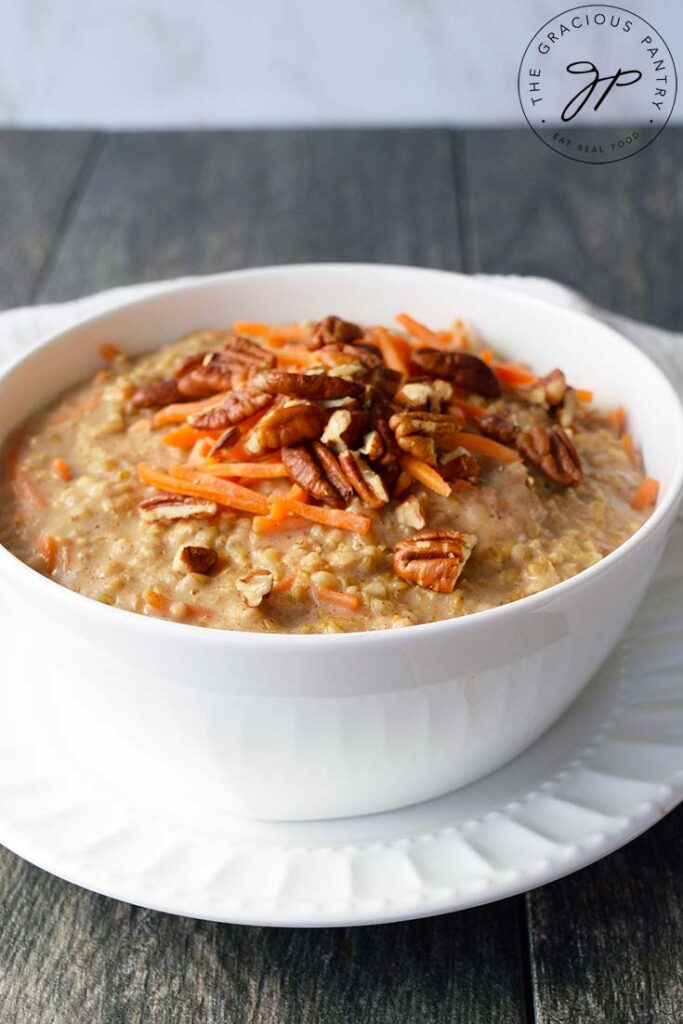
0, 315, 657, 633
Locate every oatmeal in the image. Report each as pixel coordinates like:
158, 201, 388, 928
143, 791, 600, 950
0, 314, 659, 633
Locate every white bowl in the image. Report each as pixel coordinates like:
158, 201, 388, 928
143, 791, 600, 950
1, 265, 682, 821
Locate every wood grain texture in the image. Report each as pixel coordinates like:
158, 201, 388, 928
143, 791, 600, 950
39, 130, 462, 302
0, 130, 97, 310
0, 850, 528, 1024
458, 128, 683, 329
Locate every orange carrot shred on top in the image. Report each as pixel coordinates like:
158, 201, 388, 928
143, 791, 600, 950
491, 362, 537, 388
37, 534, 59, 575
269, 496, 372, 534
395, 313, 446, 349
252, 513, 311, 535
187, 437, 215, 466
233, 321, 311, 346
273, 347, 319, 367
449, 398, 486, 420
399, 454, 451, 497
443, 431, 521, 464
393, 469, 413, 498
310, 584, 361, 612
98, 342, 122, 361
138, 463, 269, 515
162, 424, 222, 449
203, 462, 289, 479
621, 432, 636, 466
372, 326, 411, 377
152, 391, 230, 427
273, 572, 297, 592
575, 388, 594, 403
286, 483, 310, 503
630, 477, 659, 510
51, 457, 72, 482
608, 405, 628, 436
479, 349, 494, 364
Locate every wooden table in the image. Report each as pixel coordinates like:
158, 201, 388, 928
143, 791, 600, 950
1, 128, 682, 1023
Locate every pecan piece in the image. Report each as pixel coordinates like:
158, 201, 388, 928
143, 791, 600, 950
393, 530, 477, 594
413, 349, 501, 399
526, 368, 567, 408
189, 389, 273, 429
281, 445, 346, 507
517, 424, 583, 486
172, 352, 208, 380
396, 495, 426, 530
439, 449, 481, 481
312, 442, 355, 505
389, 411, 466, 466
172, 545, 218, 575
131, 378, 183, 408
257, 369, 363, 401
138, 495, 218, 521
208, 426, 240, 456
394, 379, 453, 412
236, 568, 274, 607
311, 316, 363, 349
247, 402, 328, 453
320, 408, 371, 451
338, 450, 389, 508
223, 335, 276, 369
479, 412, 519, 445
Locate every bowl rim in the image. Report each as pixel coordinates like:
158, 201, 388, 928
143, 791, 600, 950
1, 261, 682, 650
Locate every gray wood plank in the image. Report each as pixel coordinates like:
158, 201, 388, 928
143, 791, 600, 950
39, 130, 462, 302
0, 849, 528, 1024
458, 127, 683, 330
527, 808, 683, 1023
0, 130, 98, 310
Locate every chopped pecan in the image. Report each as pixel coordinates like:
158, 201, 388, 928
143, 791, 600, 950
394, 379, 453, 412
189, 389, 273, 429
172, 545, 218, 575
557, 387, 579, 429
396, 495, 426, 530
439, 449, 481, 481
281, 445, 346, 507
208, 426, 240, 456
131, 378, 183, 408
315, 342, 384, 371
389, 410, 466, 466
393, 530, 477, 593
312, 441, 355, 505
479, 412, 519, 445
359, 429, 384, 462
236, 568, 274, 607
138, 495, 218, 521
257, 369, 363, 401
413, 349, 501, 399
338, 450, 389, 508
320, 408, 371, 451
311, 316, 363, 349
366, 365, 403, 398
247, 402, 328, 453
223, 335, 276, 369
526, 368, 566, 408
517, 424, 583, 486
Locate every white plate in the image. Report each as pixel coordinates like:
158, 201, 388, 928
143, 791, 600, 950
1, 521, 682, 927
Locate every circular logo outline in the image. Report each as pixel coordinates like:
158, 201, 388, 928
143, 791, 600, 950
517, 3, 678, 164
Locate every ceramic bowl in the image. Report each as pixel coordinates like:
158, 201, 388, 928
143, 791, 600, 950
1, 265, 682, 820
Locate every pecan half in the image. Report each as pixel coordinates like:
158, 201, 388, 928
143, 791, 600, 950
177, 353, 236, 398
412, 349, 501, 398
257, 369, 363, 401
223, 335, 276, 369
312, 441, 355, 505
236, 568, 274, 607
131, 378, 183, 408
172, 352, 208, 380
247, 402, 328, 452
173, 545, 218, 575
189, 389, 273, 429
338, 450, 389, 508
394, 379, 453, 412
393, 530, 477, 593
439, 449, 481, 481
479, 412, 519, 445
138, 495, 218, 521
311, 316, 363, 349
281, 445, 347, 507
526, 368, 566, 408
389, 411, 466, 466
517, 424, 583, 486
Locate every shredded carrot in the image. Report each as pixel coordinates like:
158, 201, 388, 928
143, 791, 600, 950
575, 388, 593, 403
252, 514, 311, 535
621, 432, 636, 466
203, 462, 289, 479
286, 483, 310, 502
187, 437, 215, 466
48, 390, 102, 425
372, 326, 411, 376
269, 496, 371, 534
99, 342, 122, 361
152, 391, 229, 427
436, 330, 453, 343
162, 424, 222, 449
399, 454, 451, 497
608, 405, 627, 436
443, 431, 520, 463
233, 321, 311, 346
273, 347, 319, 367
479, 349, 494, 364
273, 571, 296, 592
491, 362, 537, 388
393, 469, 413, 497
450, 398, 485, 420
138, 463, 269, 515
395, 313, 445, 349
129, 417, 153, 434
37, 534, 59, 574
51, 457, 72, 481
454, 479, 476, 491
310, 584, 361, 612
631, 477, 659, 510
141, 587, 213, 622
6, 436, 46, 509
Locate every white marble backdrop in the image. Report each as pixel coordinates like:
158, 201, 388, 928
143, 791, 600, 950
0, 0, 679, 126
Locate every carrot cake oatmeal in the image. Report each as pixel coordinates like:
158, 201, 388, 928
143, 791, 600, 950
0, 313, 659, 633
